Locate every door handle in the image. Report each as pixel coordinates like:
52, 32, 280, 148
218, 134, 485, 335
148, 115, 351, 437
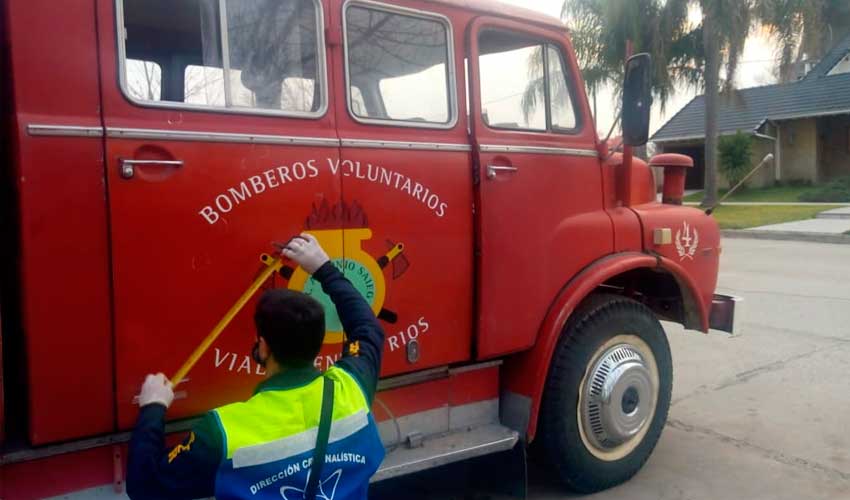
486, 165, 518, 180
120, 159, 183, 179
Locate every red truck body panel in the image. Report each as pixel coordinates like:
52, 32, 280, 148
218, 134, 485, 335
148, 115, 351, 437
467, 16, 613, 359
0, 0, 721, 496
6, 0, 115, 444
92, 0, 478, 431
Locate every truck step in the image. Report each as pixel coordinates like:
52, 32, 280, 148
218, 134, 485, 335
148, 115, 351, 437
372, 424, 519, 483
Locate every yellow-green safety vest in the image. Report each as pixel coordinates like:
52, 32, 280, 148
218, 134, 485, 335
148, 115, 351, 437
212, 366, 384, 500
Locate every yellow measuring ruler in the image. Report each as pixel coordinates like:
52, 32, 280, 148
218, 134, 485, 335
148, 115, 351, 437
171, 254, 284, 387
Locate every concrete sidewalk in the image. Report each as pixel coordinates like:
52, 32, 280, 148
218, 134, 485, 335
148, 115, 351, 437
726, 206, 850, 244
816, 206, 850, 219
749, 219, 850, 234
750, 206, 850, 234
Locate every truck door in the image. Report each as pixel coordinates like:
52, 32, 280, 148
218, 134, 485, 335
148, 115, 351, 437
468, 18, 613, 359
97, 0, 342, 429
331, 0, 474, 375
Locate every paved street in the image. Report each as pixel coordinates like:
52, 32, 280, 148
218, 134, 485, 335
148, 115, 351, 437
372, 238, 850, 500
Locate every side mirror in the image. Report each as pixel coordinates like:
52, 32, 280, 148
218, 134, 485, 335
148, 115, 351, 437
622, 53, 652, 146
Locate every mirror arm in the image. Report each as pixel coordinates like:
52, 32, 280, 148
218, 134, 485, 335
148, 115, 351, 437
621, 40, 635, 207
603, 114, 621, 144
602, 139, 624, 162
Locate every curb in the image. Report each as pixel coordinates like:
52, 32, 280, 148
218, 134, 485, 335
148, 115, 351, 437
722, 229, 850, 245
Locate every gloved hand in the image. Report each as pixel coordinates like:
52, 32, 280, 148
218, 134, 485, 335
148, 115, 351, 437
139, 373, 175, 409
281, 233, 330, 274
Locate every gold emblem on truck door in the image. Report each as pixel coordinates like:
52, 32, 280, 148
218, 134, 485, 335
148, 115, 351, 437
278, 201, 409, 345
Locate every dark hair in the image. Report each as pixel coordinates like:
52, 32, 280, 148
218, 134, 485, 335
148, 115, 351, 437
254, 289, 325, 368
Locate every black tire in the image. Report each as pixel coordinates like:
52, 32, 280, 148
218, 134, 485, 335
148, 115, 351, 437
538, 294, 673, 493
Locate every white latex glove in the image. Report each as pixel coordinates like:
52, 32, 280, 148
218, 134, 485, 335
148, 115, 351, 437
282, 233, 330, 274
138, 373, 175, 408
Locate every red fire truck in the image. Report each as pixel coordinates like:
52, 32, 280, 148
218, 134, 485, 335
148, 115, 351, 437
0, 0, 737, 497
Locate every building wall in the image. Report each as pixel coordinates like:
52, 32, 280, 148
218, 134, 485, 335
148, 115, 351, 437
655, 116, 846, 189
744, 137, 776, 189
778, 118, 819, 183
818, 114, 850, 180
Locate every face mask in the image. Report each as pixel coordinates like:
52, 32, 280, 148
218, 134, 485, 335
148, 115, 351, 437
252, 340, 267, 368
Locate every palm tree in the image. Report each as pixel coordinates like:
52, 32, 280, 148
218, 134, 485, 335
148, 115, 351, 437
521, 0, 699, 127
561, 0, 696, 115
556, 0, 754, 207
757, 0, 850, 82
699, 0, 752, 207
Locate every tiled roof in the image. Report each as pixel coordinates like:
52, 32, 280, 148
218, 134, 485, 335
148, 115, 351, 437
652, 34, 850, 143
803, 32, 850, 80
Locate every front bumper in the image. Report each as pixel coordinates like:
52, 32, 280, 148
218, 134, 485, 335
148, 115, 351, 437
709, 294, 743, 334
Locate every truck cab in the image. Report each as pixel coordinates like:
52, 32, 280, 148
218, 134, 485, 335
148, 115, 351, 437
0, 0, 736, 497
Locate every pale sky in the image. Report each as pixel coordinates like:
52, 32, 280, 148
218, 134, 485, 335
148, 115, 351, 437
498, 0, 778, 136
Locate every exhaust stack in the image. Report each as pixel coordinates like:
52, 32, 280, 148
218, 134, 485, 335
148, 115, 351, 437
649, 154, 694, 205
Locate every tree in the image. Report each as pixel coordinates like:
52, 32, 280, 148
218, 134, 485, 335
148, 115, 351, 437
757, 0, 850, 82
718, 131, 753, 188
699, 0, 753, 207
560, 0, 754, 207
561, 0, 696, 115
522, 0, 702, 127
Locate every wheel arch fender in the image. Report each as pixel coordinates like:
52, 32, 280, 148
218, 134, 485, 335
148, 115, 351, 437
499, 251, 708, 442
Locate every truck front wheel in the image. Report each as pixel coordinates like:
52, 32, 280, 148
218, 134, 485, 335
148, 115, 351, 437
538, 294, 673, 493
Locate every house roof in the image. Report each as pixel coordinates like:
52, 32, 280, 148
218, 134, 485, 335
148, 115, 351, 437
803, 32, 850, 80
652, 34, 850, 144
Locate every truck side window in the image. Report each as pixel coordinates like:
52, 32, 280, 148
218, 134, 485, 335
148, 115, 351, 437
547, 45, 578, 131
119, 0, 325, 116
479, 31, 546, 131
344, 3, 454, 127
478, 30, 580, 133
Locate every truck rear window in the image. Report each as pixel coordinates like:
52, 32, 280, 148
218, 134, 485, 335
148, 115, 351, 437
118, 0, 326, 117
344, 3, 455, 128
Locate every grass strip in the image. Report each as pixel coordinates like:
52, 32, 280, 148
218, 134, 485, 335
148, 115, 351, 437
710, 205, 843, 230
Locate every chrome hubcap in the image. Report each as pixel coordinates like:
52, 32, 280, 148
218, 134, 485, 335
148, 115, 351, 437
581, 344, 655, 452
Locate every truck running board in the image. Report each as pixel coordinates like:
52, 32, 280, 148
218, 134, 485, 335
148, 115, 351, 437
372, 424, 519, 483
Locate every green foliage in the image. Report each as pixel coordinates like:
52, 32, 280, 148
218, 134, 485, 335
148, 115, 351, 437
718, 131, 753, 188
561, 0, 695, 111
683, 184, 813, 203
799, 176, 850, 203
559, 0, 848, 115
